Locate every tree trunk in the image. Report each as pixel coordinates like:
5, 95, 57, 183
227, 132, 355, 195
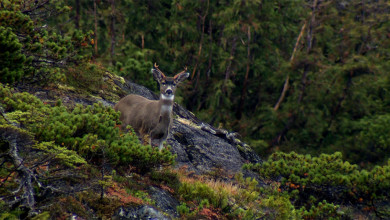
93, 0, 98, 57
223, 37, 237, 93
192, 0, 209, 85
273, 21, 307, 111
207, 18, 213, 81
236, 26, 251, 119
75, 0, 80, 29
272, 0, 318, 146
110, 0, 116, 65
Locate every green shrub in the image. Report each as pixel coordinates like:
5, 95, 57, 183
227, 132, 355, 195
33, 141, 87, 168
254, 151, 390, 206
0, 7, 92, 84
299, 200, 342, 220
176, 203, 190, 216
0, 26, 27, 83
178, 181, 229, 212
149, 169, 180, 190
261, 195, 300, 220
112, 58, 157, 92
351, 114, 390, 164
65, 63, 104, 93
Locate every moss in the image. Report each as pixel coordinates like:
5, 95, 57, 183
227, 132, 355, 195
31, 212, 50, 220
176, 118, 201, 129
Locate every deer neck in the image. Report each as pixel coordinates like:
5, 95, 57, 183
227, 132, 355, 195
159, 94, 174, 120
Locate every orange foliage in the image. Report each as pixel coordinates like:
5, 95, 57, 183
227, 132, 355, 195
160, 184, 174, 194
106, 183, 143, 205
362, 206, 376, 212
198, 207, 222, 220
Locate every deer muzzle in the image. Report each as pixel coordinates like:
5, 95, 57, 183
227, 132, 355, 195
165, 88, 173, 95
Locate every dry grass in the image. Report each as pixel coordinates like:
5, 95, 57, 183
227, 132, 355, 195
175, 166, 240, 197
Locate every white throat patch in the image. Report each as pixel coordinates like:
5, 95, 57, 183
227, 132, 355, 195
161, 104, 173, 114
161, 94, 174, 101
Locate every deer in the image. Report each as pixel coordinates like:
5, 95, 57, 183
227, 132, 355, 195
114, 63, 189, 151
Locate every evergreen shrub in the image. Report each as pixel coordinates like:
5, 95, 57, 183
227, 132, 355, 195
0, 26, 27, 83
0, 7, 92, 84
251, 151, 390, 205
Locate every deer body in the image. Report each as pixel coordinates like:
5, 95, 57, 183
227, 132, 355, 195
114, 64, 189, 151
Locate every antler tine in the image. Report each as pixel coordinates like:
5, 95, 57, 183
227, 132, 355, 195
176, 66, 188, 75
174, 66, 188, 79
154, 62, 166, 78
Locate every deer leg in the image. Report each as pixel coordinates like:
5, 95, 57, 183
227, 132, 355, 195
157, 139, 164, 151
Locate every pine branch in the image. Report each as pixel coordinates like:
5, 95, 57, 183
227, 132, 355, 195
0, 105, 18, 127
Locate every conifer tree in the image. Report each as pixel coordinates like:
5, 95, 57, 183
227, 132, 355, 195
0, 26, 27, 83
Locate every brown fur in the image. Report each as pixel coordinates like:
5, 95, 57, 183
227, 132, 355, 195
114, 64, 189, 150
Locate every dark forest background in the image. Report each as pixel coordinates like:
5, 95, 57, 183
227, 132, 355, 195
47, 0, 390, 167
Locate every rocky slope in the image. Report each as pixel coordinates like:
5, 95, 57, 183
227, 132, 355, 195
15, 71, 262, 219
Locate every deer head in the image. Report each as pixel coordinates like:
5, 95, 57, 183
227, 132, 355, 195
152, 63, 189, 100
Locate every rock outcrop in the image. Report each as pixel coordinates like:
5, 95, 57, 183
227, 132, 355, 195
16, 72, 262, 219
114, 76, 262, 174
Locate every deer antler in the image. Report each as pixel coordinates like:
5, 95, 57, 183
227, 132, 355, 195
154, 63, 166, 78
174, 66, 188, 79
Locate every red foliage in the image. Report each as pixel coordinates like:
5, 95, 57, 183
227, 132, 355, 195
198, 207, 223, 220
106, 183, 143, 205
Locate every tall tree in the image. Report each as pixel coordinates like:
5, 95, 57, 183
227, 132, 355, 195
93, 0, 98, 57
109, 0, 116, 65
75, 0, 81, 29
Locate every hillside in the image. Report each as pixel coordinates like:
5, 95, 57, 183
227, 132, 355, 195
0, 72, 264, 219
1, 70, 389, 219
1, 0, 390, 219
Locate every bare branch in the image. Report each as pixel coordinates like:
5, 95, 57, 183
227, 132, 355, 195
273, 20, 307, 111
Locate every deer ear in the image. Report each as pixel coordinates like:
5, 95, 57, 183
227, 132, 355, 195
152, 63, 165, 82
174, 69, 190, 83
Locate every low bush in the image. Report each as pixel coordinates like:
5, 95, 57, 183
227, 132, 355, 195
248, 151, 390, 210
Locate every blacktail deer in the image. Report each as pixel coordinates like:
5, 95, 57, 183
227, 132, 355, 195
114, 63, 189, 151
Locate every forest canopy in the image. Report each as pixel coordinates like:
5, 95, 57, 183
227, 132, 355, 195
41, 0, 390, 167
0, 0, 389, 164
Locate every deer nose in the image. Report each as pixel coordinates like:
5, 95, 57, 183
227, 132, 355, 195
166, 89, 173, 95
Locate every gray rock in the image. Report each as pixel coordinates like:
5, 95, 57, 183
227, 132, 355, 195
169, 121, 245, 173
116, 78, 262, 174
148, 187, 179, 218
114, 205, 170, 220
114, 77, 159, 101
